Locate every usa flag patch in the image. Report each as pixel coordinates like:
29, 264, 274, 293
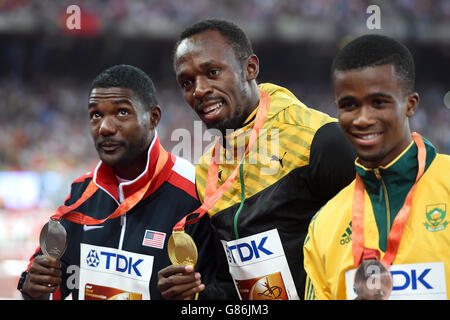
142, 230, 166, 249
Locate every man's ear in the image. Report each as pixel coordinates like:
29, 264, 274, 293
406, 92, 419, 118
149, 105, 162, 129
244, 54, 259, 81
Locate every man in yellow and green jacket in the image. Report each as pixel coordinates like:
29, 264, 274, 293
304, 34, 450, 300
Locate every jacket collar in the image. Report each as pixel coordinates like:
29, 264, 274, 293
93, 132, 163, 202
355, 134, 436, 195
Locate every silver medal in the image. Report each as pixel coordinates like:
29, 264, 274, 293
39, 219, 67, 259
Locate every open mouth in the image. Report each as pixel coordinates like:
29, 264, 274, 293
352, 132, 382, 146
198, 99, 225, 121
201, 100, 223, 113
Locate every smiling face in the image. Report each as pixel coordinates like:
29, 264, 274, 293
88, 87, 161, 179
333, 64, 419, 168
174, 30, 259, 135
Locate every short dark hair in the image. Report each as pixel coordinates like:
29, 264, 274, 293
331, 34, 415, 94
175, 18, 254, 62
90, 64, 158, 110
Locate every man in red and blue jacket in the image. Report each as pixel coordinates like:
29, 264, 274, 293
17, 64, 225, 300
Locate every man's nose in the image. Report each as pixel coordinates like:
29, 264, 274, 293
193, 76, 213, 100
353, 105, 376, 128
98, 116, 117, 136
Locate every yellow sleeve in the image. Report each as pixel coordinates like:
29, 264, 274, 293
303, 214, 333, 300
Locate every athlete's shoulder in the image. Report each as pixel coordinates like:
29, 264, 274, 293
259, 82, 336, 132
71, 170, 94, 184
171, 155, 195, 184
425, 152, 450, 176
435, 153, 450, 165
69, 170, 95, 196
421, 152, 450, 189
312, 180, 355, 226
167, 155, 197, 199
305, 180, 355, 252
61, 169, 95, 205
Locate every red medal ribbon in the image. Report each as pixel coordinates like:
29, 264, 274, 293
173, 89, 271, 231
352, 132, 426, 269
50, 144, 170, 225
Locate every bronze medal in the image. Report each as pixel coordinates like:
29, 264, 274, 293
354, 259, 393, 300
167, 230, 198, 266
39, 219, 67, 259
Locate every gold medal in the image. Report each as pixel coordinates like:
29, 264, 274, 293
354, 259, 393, 300
167, 230, 198, 266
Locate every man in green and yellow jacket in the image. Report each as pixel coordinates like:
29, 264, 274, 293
304, 34, 450, 300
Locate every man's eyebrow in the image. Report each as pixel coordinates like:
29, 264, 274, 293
365, 92, 394, 99
199, 60, 219, 68
177, 60, 219, 79
336, 95, 355, 104
337, 92, 394, 104
112, 99, 133, 106
88, 99, 133, 109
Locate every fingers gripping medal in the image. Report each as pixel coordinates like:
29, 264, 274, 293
168, 230, 198, 267
168, 229, 199, 300
39, 219, 67, 259
169, 217, 201, 300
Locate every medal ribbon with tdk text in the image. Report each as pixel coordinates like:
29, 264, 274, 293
352, 132, 426, 269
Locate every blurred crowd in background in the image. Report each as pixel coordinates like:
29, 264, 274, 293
0, 0, 450, 40
0, 0, 449, 298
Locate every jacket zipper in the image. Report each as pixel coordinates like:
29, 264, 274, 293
233, 163, 246, 240
118, 185, 126, 250
374, 169, 391, 236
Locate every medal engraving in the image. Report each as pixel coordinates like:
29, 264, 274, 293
354, 259, 393, 300
167, 230, 198, 266
39, 219, 67, 259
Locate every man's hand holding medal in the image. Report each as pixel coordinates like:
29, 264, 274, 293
20, 219, 67, 299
